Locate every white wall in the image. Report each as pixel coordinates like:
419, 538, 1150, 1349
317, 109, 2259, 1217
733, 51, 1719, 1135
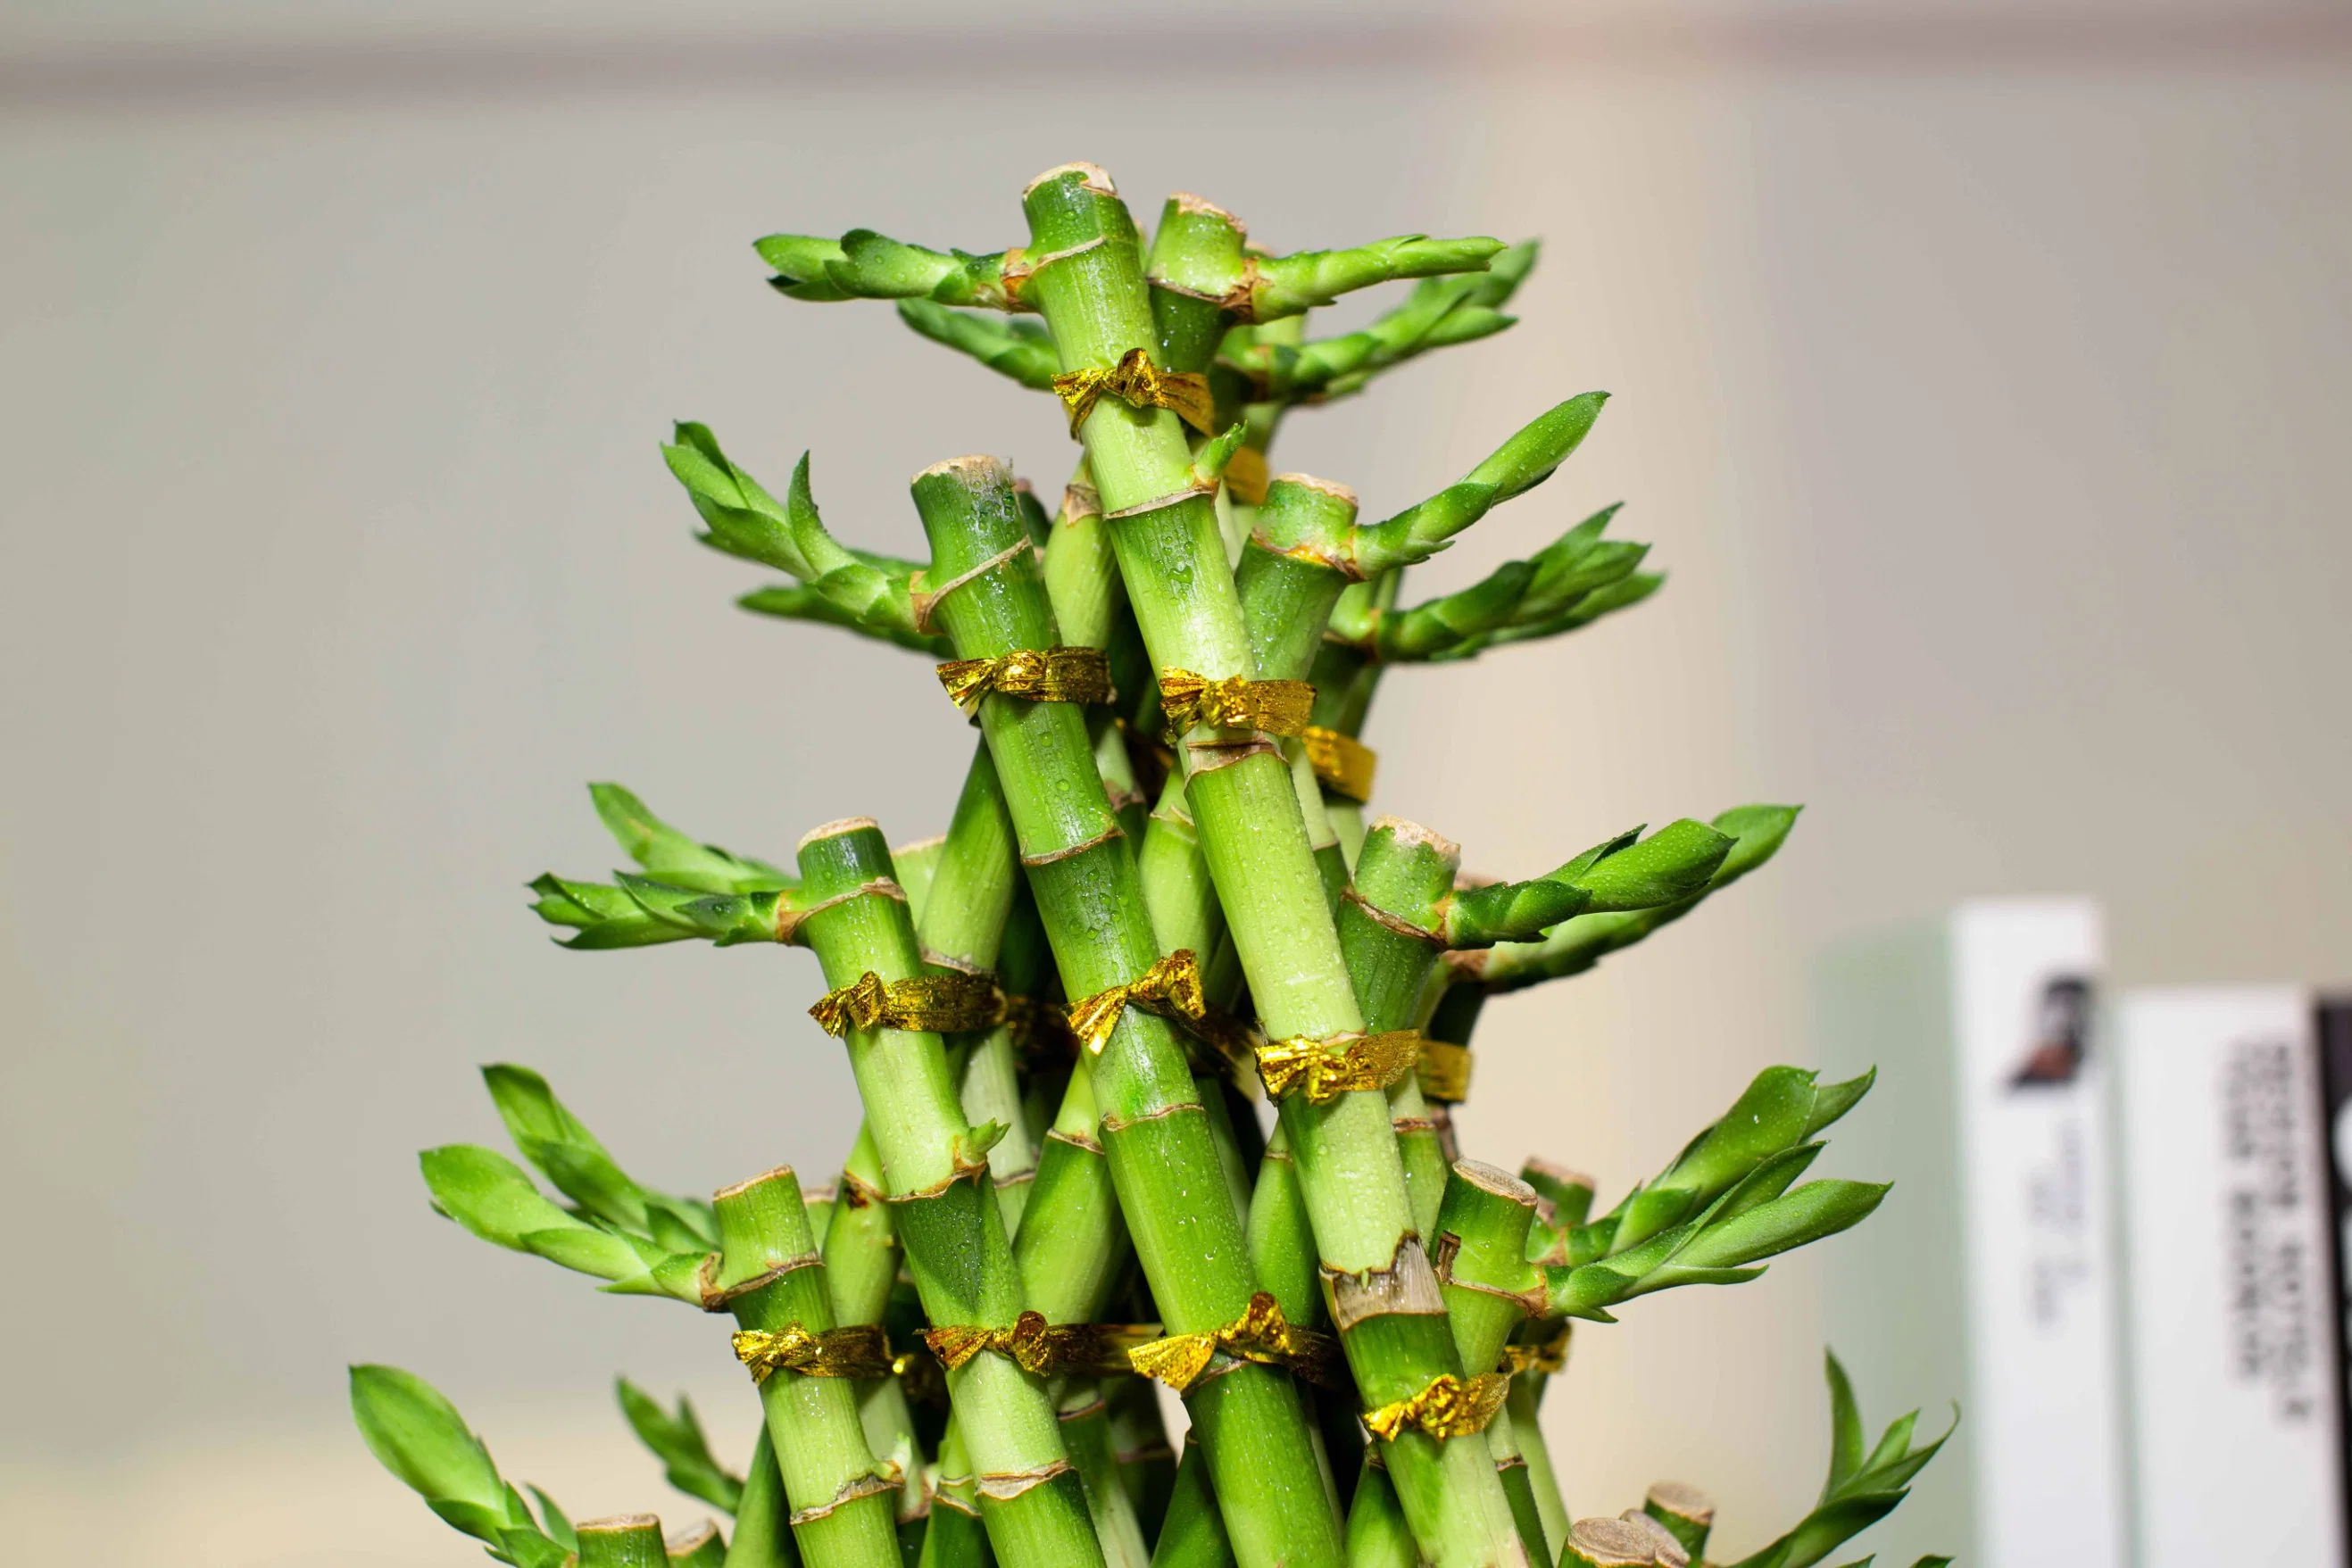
4, 8, 2348, 1564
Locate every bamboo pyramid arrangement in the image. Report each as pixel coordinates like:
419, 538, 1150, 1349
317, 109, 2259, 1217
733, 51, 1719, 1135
351, 163, 1951, 1568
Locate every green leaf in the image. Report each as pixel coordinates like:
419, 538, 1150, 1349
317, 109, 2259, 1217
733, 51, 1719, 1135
484, 1064, 605, 1159
528, 874, 696, 950
1805, 1067, 1876, 1139
588, 784, 791, 894
1659, 1066, 1823, 1199
1608, 1183, 1699, 1252
1711, 803, 1804, 884
1664, 1180, 1891, 1273
618, 1379, 746, 1515
527, 1485, 578, 1551
517, 1222, 664, 1285
1824, 1351, 1868, 1497
736, 582, 954, 657
1567, 819, 1735, 913
896, 299, 1060, 390
420, 1146, 595, 1253
351, 1366, 510, 1528
754, 233, 852, 300
520, 1136, 652, 1236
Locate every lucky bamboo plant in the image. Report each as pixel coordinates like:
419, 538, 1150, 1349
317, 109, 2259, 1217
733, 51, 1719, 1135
353, 163, 1953, 1568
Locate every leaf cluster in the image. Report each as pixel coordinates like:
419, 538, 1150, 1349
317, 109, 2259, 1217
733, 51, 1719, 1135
1358, 502, 1658, 664
1473, 804, 1803, 993
1725, 1355, 1956, 1568
530, 784, 797, 950
616, 1380, 745, 1517
349, 1365, 578, 1568
420, 1064, 713, 1306
1538, 1065, 1886, 1322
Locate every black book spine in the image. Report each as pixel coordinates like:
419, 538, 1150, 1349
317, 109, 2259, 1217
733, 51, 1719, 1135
2315, 994, 2352, 1564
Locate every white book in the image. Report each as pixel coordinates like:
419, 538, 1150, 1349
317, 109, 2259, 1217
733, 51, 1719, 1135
1819, 900, 2128, 1568
2111, 987, 2347, 1568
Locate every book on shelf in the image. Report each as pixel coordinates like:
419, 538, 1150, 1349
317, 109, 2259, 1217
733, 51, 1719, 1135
2109, 984, 2347, 1568
1818, 899, 2127, 1568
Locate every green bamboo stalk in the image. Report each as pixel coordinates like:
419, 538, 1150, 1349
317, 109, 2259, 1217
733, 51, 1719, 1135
916, 1426, 988, 1568
1059, 1381, 1149, 1568
1558, 1518, 1661, 1568
1149, 1439, 1237, 1568
580, 1515, 669, 1568
791, 822, 1105, 1568
725, 1428, 802, 1568
908, 452, 1343, 1568
710, 1168, 902, 1568
1018, 161, 1522, 1568
1102, 1378, 1177, 1542
1641, 1481, 1714, 1561
812, 1128, 932, 1537
1502, 1381, 1566, 1561
915, 748, 1041, 1232
668, 1520, 727, 1568
1430, 1163, 1550, 1562
1344, 1455, 1418, 1568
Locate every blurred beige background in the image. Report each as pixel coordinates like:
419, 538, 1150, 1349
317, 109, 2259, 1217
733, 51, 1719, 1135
4, 4, 2349, 1564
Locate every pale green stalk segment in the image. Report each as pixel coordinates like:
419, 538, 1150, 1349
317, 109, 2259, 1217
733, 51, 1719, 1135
1060, 1381, 1152, 1568
1103, 1375, 1178, 1541
909, 452, 1345, 1568
1149, 1440, 1238, 1568
1430, 1163, 1548, 1562
793, 824, 1105, 1568
1335, 819, 1460, 1235
1020, 162, 1523, 1568
725, 1428, 800, 1568
1506, 1381, 1568, 1560
1344, 1460, 1418, 1568
710, 1169, 902, 1568
578, 1516, 668, 1568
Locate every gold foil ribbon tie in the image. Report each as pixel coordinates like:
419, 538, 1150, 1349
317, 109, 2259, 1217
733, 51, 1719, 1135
1065, 950, 1250, 1066
1222, 444, 1271, 506
731, 1323, 895, 1384
810, 971, 1008, 1036
1158, 668, 1315, 740
1254, 1030, 1423, 1105
1414, 1039, 1473, 1104
1301, 725, 1377, 803
1360, 1373, 1510, 1441
1126, 1291, 1342, 1394
935, 646, 1114, 714
1500, 1323, 1571, 1378
1003, 991, 1081, 1066
922, 1311, 1161, 1377
1051, 348, 1218, 439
